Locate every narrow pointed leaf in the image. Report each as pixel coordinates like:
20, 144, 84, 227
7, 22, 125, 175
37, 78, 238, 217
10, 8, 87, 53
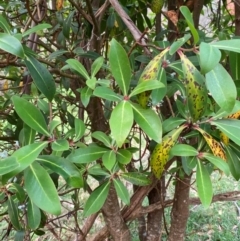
229, 52, 240, 80
23, 124, 36, 145
27, 199, 41, 230
113, 179, 130, 205
109, 39, 131, 95
170, 144, 198, 156
63, 10, 75, 39
169, 34, 191, 55
196, 160, 213, 208
120, 172, 151, 186
8, 196, 21, 230
211, 40, 240, 53
202, 152, 230, 175
83, 181, 110, 217
0, 33, 24, 58
0, 157, 19, 175
93, 86, 123, 101
68, 146, 108, 163
212, 119, 240, 146
24, 162, 61, 215
74, 118, 86, 142
206, 64, 236, 112
24, 56, 56, 101
22, 24, 52, 37
110, 101, 133, 147
225, 146, 240, 181
91, 56, 104, 77
12, 96, 50, 136
102, 150, 116, 171
131, 103, 162, 143
66, 59, 90, 80
92, 131, 112, 147
0, 14, 11, 33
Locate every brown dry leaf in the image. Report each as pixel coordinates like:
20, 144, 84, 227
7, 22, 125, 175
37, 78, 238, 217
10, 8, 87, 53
56, 0, 64, 11
162, 10, 178, 26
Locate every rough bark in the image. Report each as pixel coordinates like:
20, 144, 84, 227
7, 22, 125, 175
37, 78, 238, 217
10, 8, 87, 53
235, 0, 240, 35
193, 0, 204, 28
168, 172, 192, 241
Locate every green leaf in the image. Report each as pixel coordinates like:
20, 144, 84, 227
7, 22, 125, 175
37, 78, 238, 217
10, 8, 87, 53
23, 123, 36, 145
113, 179, 130, 205
109, 39, 131, 95
206, 64, 236, 112
38, 155, 83, 188
110, 101, 133, 147
88, 164, 110, 176
170, 144, 198, 156
0, 14, 11, 33
196, 160, 213, 208
0, 33, 24, 58
74, 118, 86, 142
93, 87, 123, 101
162, 117, 186, 134
180, 6, 199, 44
91, 56, 104, 77
92, 131, 112, 148
129, 80, 164, 97
12, 96, 50, 136
8, 183, 26, 203
86, 77, 97, 89
68, 145, 108, 163
83, 181, 110, 217
14, 231, 25, 241
116, 149, 132, 164
169, 34, 191, 55
49, 120, 61, 134
47, 49, 68, 61
27, 199, 41, 230
131, 103, 162, 143
22, 24, 52, 38
24, 162, 61, 215
80, 86, 92, 107
202, 152, 230, 175
199, 42, 221, 74
66, 59, 90, 80
229, 52, 240, 80
212, 119, 240, 146
51, 139, 69, 151
63, 10, 75, 39
225, 146, 240, 181
102, 150, 116, 171
0, 157, 19, 175
120, 172, 151, 186
2, 142, 48, 182
24, 56, 56, 101
8, 196, 21, 230
210, 39, 240, 53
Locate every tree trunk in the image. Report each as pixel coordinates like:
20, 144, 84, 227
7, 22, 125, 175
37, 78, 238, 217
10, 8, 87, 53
193, 0, 204, 28
168, 171, 191, 241
235, 0, 240, 36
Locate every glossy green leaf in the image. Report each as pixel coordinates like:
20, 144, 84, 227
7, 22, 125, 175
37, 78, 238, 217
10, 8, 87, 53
180, 6, 199, 44
14, 231, 25, 241
210, 39, 240, 53
24, 162, 61, 215
2, 142, 48, 182
206, 64, 236, 112
83, 181, 110, 217
92, 131, 112, 148
116, 149, 132, 164
47, 49, 68, 61
162, 117, 186, 134
93, 86, 123, 101
102, 150, 116, 171
8, 196, 21, 230
0, 33, 24, 58
88, 164, 110, 176
0, 14, 11, 33
120, 172, 151, 186
51, 139, 69, 151
110, 101, 133, 147
131, 103, 162, 143
196, 160, 213, 208
212, 119, 240, 146
229, 52, 240, 80
202, 152, 230, 175
91, 56, 104, 77
66, 59, 90, 80
113, 179, 130, 205
169, 33, 191, 55
74, 118, 86, 142
23, 123, 36, 145
199, 42, 221, 74
37, 99, 49, 114
24, 56, 56, 101
22, 24, 52, 37
12, 96, 50, 136
170, 144, 198, 156
7, 183, 26, 203
68, 145, 108, 163
49, 120, 61, 134
27, 199, 41, 230
63, 10, 75, 39
80, 86, 92, 107
225, 146, 240, 181
109, 39, 131, 95
86, 77, 97, 89
38, 155, 83, 188
0, 157, 19, 175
